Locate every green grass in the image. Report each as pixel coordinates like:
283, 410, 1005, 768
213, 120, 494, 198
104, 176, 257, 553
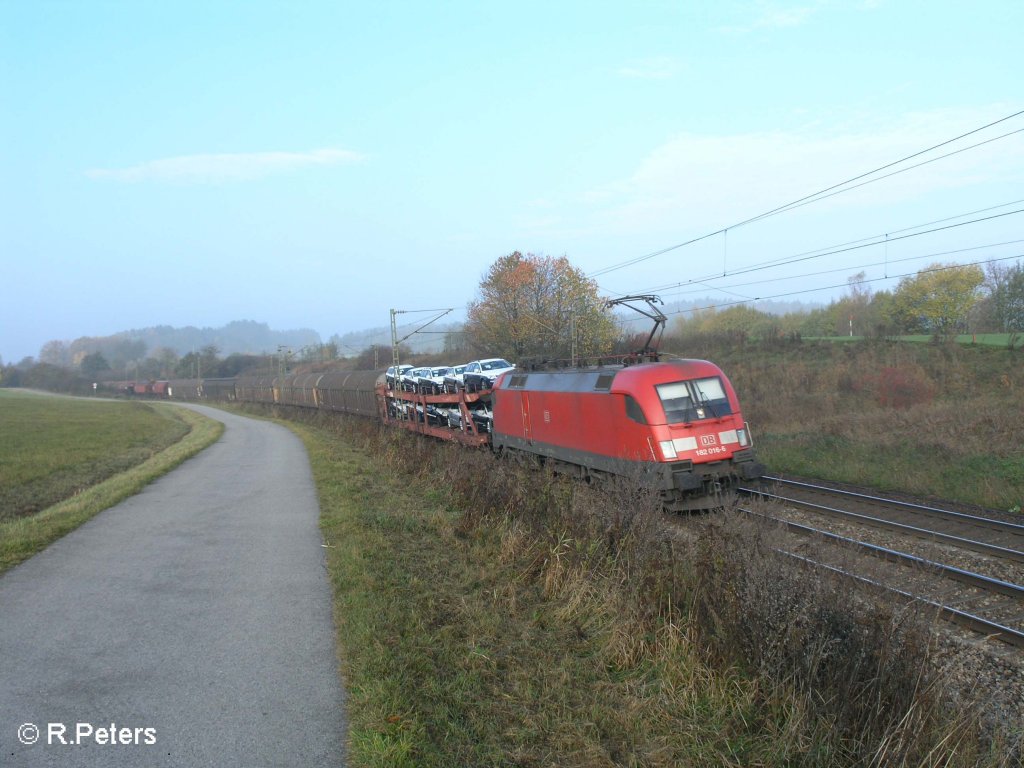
0, 392, 223, 574
805, 333, 1019, 347
0, 390, 193, 520
759, 432, 1024, 513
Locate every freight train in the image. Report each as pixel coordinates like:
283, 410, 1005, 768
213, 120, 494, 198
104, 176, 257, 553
129, 356, 763, 511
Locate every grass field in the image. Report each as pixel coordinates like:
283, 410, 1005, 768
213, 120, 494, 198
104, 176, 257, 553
807, 333, 1020, 347
0, 390, 191, 520
0, 391, 223, 573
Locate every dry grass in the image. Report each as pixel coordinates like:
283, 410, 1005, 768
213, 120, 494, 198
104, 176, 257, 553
678, 339, 1024, 510
262, 402, 1019, 767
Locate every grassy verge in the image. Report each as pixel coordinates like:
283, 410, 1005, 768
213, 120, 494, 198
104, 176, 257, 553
0, 400, 223, 574
299, 419, 772, 766
277, 408, 1013, 767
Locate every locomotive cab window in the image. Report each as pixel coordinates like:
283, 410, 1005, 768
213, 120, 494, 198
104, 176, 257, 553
656, 377, 732, 424
623, 394, 647, 424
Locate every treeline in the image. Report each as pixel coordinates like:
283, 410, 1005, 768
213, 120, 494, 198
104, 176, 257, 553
0, 344, 341, 394
672, 261, 1023, 342
4, 257, 1021, 396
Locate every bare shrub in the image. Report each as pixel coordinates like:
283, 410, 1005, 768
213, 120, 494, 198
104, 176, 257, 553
873, 365, 937, 408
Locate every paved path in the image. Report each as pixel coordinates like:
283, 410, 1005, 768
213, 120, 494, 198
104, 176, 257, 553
0, 404, 347, 767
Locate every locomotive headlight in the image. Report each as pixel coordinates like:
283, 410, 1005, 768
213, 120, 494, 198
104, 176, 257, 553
738, 426, 749, 447
659, 440, 677, 460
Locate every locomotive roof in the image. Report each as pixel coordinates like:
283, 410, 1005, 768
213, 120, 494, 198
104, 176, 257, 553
496, 359, 725, 394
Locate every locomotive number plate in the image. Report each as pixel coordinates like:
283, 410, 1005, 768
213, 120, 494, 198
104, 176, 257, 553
695, 446, 728, 457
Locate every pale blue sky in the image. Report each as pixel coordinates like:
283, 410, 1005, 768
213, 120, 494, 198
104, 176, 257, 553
2, 0, 1022, 361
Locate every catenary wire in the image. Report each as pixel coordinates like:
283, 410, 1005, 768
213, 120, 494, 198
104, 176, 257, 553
612, 254, 1023, 326
605, 199, 1024, 296
711, 197, 1024, 276
642, 239, 1024, 301
600, 207, 1024, 299
588, 109, 1024, 279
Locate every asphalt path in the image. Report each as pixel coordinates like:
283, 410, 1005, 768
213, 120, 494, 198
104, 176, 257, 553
0, 404, 347, 767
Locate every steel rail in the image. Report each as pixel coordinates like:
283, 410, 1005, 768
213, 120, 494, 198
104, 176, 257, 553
738, 487, 1024, 564
777, 550, 1024, 650
740, 508, 1024, 648
741, 508, 1024, 600
759, 476, 1024, 536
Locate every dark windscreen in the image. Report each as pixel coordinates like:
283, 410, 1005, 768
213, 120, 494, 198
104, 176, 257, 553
656, 377, 732, 423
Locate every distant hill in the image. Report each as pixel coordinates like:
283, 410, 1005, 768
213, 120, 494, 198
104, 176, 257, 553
129, 320, 321, 355
329, 322, 463, 356
68, 320, 321, 361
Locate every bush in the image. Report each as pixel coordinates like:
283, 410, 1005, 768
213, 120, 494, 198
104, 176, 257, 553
872, 365, 936, 408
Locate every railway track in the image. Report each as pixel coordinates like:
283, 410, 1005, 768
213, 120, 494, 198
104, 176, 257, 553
743, 476, 1024, 562
736, 478, 1024, 649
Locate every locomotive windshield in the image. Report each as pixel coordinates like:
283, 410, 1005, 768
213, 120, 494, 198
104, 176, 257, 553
656, 377, 732, 424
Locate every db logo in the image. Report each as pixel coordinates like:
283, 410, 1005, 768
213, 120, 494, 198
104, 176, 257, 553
700, 434, 718, 447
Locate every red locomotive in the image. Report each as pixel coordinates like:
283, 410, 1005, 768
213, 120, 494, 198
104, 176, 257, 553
489, 359, 763, 510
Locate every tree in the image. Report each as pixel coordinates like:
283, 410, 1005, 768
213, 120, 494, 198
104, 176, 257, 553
887, 263, 984, 336
39, 340, 70, 367
175, 352, 201, 378
151, 347, 180, 378
465, 252, 617, 362
977, 260, 1024, 332
107, 338, 148, 370
355, 344, 403, 370
443, 328, 469, 358
80, 352, 110, 376
834, 271, 872, 336
866, 290, 899, 338
698, 305, 774, 338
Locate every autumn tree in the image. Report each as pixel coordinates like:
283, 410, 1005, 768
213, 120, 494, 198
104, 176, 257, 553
887, 263, 984, 336
465, 252, 617, 362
